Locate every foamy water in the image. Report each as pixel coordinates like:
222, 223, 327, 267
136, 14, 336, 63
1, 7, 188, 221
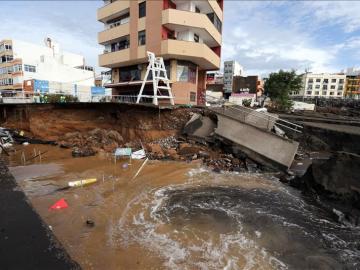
6, 145, 360, 269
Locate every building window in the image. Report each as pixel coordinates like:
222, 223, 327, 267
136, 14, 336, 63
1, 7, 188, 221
138, 30, 146, 46
323, 79, 328, 83
315, 85, 320, 89
338, 92, 342, 96
194, 33, 199, 43
0, 78, 13, 86
0, 66, 13, 74
339, 79, 344, 84
139, 1, 146, 18
316, 78, 321, 83
323, 85, 328, 90
177, 61, 196, 83
306, 91, 312, 95
107, 13, 130, 29
308, 78, 313, 83
322, 91, 327, 95
190, 92, 196, 102
0, 55, 13, 63
307, 84, 313, 90
148, 60, 171, 80
24, 64, 36, 73
329, 92, 334, 95
13, 64, 22, 72
330, 85, 335, 89
206, 12, 222, 33
331, 79, 336, 83
338, 85, 343, 90
0, 44, 12, 52
111, 36, 130, 52
119, 65, 141, 82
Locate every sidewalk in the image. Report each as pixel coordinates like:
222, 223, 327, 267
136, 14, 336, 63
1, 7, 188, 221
0, 159, 81, 270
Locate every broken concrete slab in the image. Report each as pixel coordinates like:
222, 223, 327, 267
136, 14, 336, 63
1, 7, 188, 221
182, 113, 216, 143
214, 114, 299, 170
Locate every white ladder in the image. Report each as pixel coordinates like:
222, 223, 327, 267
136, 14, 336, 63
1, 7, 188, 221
136, 51, 174, 106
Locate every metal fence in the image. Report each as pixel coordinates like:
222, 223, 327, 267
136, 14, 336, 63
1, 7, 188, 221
90, 95, 159, 104
206, 94, 303, 134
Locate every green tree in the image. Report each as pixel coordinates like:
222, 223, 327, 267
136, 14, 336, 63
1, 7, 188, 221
264, 70, 302, 111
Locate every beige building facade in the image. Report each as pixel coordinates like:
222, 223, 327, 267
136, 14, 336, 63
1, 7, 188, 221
97, 0, 223, 105
291, 73, 346, 98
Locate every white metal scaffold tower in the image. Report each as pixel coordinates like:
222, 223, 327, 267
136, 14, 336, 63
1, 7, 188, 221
136, 51, 174, 106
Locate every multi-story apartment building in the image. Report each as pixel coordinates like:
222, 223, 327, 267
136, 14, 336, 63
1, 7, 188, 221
298, 73, 346, 98
97, 0, 223, 105
344, 68, 360, 98
223, 60, 243, 94
0, 38, 95, 98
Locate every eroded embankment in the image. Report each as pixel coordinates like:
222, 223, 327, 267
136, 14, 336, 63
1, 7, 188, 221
0, 103, 196, 143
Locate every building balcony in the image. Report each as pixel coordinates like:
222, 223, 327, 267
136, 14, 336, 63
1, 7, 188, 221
161, 39, 220, 70
208, 0, 223, 21
98, 23, 130, 45
97, 0, 130, 23
162, 9, 221, 47
99, 48, 130, 68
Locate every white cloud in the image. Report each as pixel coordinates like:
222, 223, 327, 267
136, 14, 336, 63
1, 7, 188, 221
222, 1, 357, 76
303, 1, 360, 33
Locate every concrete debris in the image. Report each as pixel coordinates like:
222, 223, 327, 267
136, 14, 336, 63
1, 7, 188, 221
273, 125, 286, 137
182, 113, 216, 143
72, 147, 97, 158
131, 149, 146, 159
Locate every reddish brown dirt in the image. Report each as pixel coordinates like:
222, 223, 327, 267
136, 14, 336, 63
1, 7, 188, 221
1, 104, 197, 143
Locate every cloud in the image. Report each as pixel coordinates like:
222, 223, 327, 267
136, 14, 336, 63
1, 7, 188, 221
302, 1, 360, 33
222, 1, 358, 76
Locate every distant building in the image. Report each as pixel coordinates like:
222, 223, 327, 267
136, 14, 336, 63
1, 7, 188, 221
232, 75, 263, 97
344, 68, 360, 98
0, 38, 95, 101
206, 70, 224, 92
206, 71, 223, 85
223, 60, 243, 93
298, 73, 346, 98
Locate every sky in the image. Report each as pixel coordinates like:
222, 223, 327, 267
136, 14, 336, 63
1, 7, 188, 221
1, 0, 360, 77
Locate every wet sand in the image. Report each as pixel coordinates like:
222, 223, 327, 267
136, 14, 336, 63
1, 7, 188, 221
6, 145, 360, 270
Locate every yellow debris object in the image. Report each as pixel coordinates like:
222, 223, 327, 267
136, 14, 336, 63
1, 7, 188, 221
68, 178, 97, 187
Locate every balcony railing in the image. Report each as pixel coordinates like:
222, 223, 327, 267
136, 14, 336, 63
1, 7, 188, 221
105, 16, 129, 30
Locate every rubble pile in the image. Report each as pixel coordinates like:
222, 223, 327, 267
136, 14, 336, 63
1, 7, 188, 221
59, 128, 125, 156
144, 137, 249, 172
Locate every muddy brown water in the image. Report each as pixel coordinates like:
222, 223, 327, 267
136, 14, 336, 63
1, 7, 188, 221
5, 145, 360, 269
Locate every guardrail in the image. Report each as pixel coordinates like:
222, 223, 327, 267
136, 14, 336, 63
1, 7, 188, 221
206, 94, 303, 134
91, 95, 143, 104
1, 97, 33, 104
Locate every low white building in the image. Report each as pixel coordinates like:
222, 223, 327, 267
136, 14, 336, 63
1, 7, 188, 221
298, 73, 346, 98
223, 60, 243, 93
0, 38, 95, 101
